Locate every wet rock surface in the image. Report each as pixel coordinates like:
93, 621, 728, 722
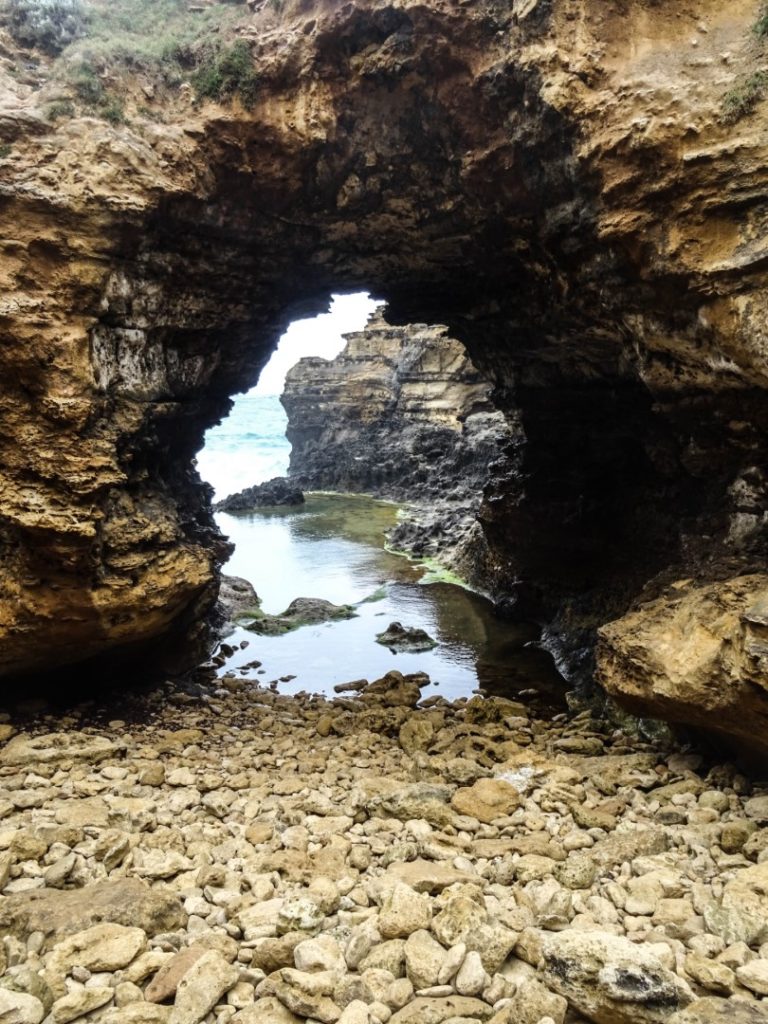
243, 598, 358, 638
2, 674, 768, 1024
375, 623, 437, 654
216, 479, 305, 513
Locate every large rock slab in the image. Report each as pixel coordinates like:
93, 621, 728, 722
0, 879, 186, 948
389, 995, 494, 1023
598, 576, 768, 754
669, 998, 768, 1023
704, 861, 768, 946
0, 733, 118, 766
540, 930, 694, 1024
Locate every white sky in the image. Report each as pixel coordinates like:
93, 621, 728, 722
253, 292, 383, 395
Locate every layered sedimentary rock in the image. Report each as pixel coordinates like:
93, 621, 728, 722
0, 0, 766, 746
283, 313, 511, 501
282, 314, 514, 583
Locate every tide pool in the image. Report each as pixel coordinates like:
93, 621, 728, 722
214, 494, 565, 704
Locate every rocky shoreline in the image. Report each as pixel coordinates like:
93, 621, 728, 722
281, 315, 515, 592
1, 664, 768, 1024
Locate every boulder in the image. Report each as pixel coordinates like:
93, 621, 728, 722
404, 930, 446, 990
47, 925, 147, 996
0, 989, 45, 1024
216, 477, 304, 511
169, 951, 239, 1024
451, 778, 521, 824
597, 575, 768, 755
0, 879, 186, 948
704, 862, 768, 946
379, 884, 433, 939
540, 930, 694, 1024
375, 622, 437, 653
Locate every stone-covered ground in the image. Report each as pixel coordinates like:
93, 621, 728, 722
1, 663, 768, 1024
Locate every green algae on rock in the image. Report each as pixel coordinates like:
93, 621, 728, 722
242, 597, 357, 637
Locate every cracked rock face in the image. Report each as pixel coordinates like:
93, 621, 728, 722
0, 0, 766, 746
282, 312, 513, 504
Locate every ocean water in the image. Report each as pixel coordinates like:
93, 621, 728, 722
197, 390, 565, 703
196, 394, 290, 502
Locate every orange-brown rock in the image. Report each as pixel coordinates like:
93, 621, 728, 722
0, 0, 765, 753
597, 575, 768, 754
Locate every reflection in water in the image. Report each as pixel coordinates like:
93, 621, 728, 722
217, 494, 566, 704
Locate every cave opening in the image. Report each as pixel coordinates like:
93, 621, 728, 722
194, 292, 567, 706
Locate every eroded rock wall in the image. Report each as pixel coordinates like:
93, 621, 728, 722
0, 0, 766, 746
282, 312, 515, 585
283, 314, 512, 499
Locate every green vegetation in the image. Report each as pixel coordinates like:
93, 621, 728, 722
0, 144, 12, 159
722, 70, 768, 124
190, 40, 259, 107
44, 98, 75, 120
5, 0, 85, 54
4, 0, 258, 122
720, 4, 768, 125
99, 95, 124, 124
68, 0, 244, 70
755, 2, 768, 39
70, 59, 102, 103
40, 0, 257, 115
65, 59, 124, 123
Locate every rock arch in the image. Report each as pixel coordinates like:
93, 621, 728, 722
1, 0, 766, 746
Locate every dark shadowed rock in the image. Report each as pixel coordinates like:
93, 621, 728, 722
375, 621, 437, 653
216, 477, 304, 512
245, 597, 357, 636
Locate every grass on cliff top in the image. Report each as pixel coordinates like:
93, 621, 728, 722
70, 0, 248, 69
721, 3, 768, 124
722, 70, 768, 124
28, 0, 260, 121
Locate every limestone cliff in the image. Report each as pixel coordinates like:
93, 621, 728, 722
282, 313, 514, 586
0, 0, 766, 749
283, 313, 511, 503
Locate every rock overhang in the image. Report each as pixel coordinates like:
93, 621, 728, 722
0, 0, 765, 750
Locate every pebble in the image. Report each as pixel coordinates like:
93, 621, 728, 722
0, 675, 763, 1024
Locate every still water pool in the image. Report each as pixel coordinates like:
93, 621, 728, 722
216, 493, 565, 704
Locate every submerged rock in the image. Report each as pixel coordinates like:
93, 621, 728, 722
245, 597, 357, 636
216, 477, 305, 512
375, 621, 437, 653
